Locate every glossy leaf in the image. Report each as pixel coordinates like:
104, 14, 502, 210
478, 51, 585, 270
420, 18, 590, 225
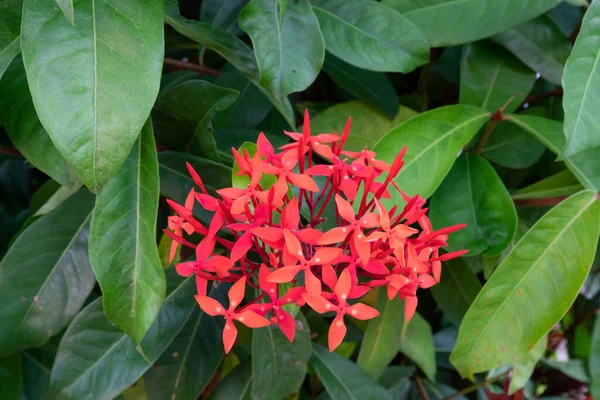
494, 16, 571, 86
430, 258, 482, 326
251, 312, 311, 400
55, 0, 74, 25
214, 63, 273, 130
209, 362, 252, 400
44, 269, 197, 400
384, 0, 559, 47
164, 0, 295, 128
450, 190, 600, 377
323, 53, 400, 118
590, 314, 600, 399
0, 0, 21, 80
20, 0, 164, 193
562, 0, 600, 157
373, 105, 490, 203
357, 289, 404, 378
311, 0, 429, 73
307, 101, 418, 152
460, 42, 535, 114
512, 170, 583, 200
0, 354, 21, 400
239, 0, 324, 98
430, 153, 518, 256
90, 120, 165, 344
398, 313, 436, 382
0, 190, 95, 357
152, 80, 239, 161
505, 114, 600, 192
542, 359, 590, 382
20, 348, 53, 400
143, 293, 224, 400
0, 60, 79, 187
509, 335, 546, 394
311, 343, 392, 400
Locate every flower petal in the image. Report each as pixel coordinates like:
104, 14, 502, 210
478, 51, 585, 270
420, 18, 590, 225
252, 227, 284, 242
230, 230, 254, 262
347, 303, 379, 320
404, 296, 418, 322
175, 262, 195, 277
195, 295, 225, 316
284, 197, 300, 229
302, 293, 337, 314
223, 319, 238, 354
321, 264, 338, 291
266, 265, 303, 283
276, 309, 296, 342
312, 247, 344, 265
335, 268, 352, 302
335, 194, 356, 223
196, 276, 208, 297
196, 237, 216, 262
304, 268, 322, 296
258, 264, 278, 298
328, 314, 347, 352
228, 276, 247, 309
418, 274, 437, 289
289, 173, 319, 192
284, 228, 304, 260
359, 212, 380, 229
236, 310, 271, 328
295, 228, 322, 245
317, 226, 350, 245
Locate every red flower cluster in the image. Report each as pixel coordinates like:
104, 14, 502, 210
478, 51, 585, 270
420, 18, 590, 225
166, 110, 467, 353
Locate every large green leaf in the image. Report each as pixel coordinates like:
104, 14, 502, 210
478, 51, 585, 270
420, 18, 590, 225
590, 315, 600, 399
209, 362, 252, 400
460, 42, 535, 114
214, 63, 273, 130
0, 190, 95, 357
398, 313, 436, 382
542, 359, 590, 382
90, 120, 165, 344
512, 170, 583, 200
561, 0, 600, 157
323, 53, 400, 119
430, 258, 482, 326
384, 0, 559, 47
505, 114, 600, 192
251, 312, 311, 399
20, 341, 57, 400
0, 354, 21, 400
311, 0, 429, 73
373, 105, 490, 202
307, 101, 418, 152
143, 295, 224, 400
430, 153, 518, 257
0, 0, 21, 81
164, 0, 295, 128
20, 0, 164, 193
509, 335, 546, 394
0, 60, 78, 187
44, 269, 197, 399
450, 190, 600, 377
239, 0, 324, 98
378, 366, 414, 400
152, 80, 239, 161
493, 16, 571, 86
55, 0, 74, 25
357, 289, 404, 378
311, 343, 392, 400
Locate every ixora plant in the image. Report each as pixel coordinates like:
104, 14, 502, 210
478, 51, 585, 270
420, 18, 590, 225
3, 0, 600, 399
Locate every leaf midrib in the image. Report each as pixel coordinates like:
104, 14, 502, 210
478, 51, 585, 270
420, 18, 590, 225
313, 349, 357, 400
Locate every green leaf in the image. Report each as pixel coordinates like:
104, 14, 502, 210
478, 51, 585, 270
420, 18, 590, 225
209, 362, 252, 400
0, 0, 21, 81
542, 358, 590, 382
430, 153, 518, 256
512, 170, 584, 200
0, 354, 22, 400
44, 268, 197, 399
481, 109, 547, 169
20, 0, 164, 193
450, 190, 600, 377
398, 313, 436, 382
430, 258, 482, 326
143, 295, 224, 400
590, 315, 600, 398
152, 80, 239, 161
0, 190, 95, 357
214, 63, 273, 130
239, 0, 324, 98
323, 53, 400, 119
460, 42, 535, 114
378, 366, 414, 400
509, 335, 546, 394
307, 101, 418, 153
164, 0, 295, 128
384, 0, 559, 47
251, 312, 311, 400
33, 183, 83, 217
19, 338, 59, 400
357, 289, 404, 378
55, 0, 75, 25
504, 114, 600, 192
311, 343, 392, 400
493, 16, 571, 86
0, 59, 79, 187
90, 120, 165, 344
373, 105, 490, 203
311, 0, 429, 73
562, 0, 600, 157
